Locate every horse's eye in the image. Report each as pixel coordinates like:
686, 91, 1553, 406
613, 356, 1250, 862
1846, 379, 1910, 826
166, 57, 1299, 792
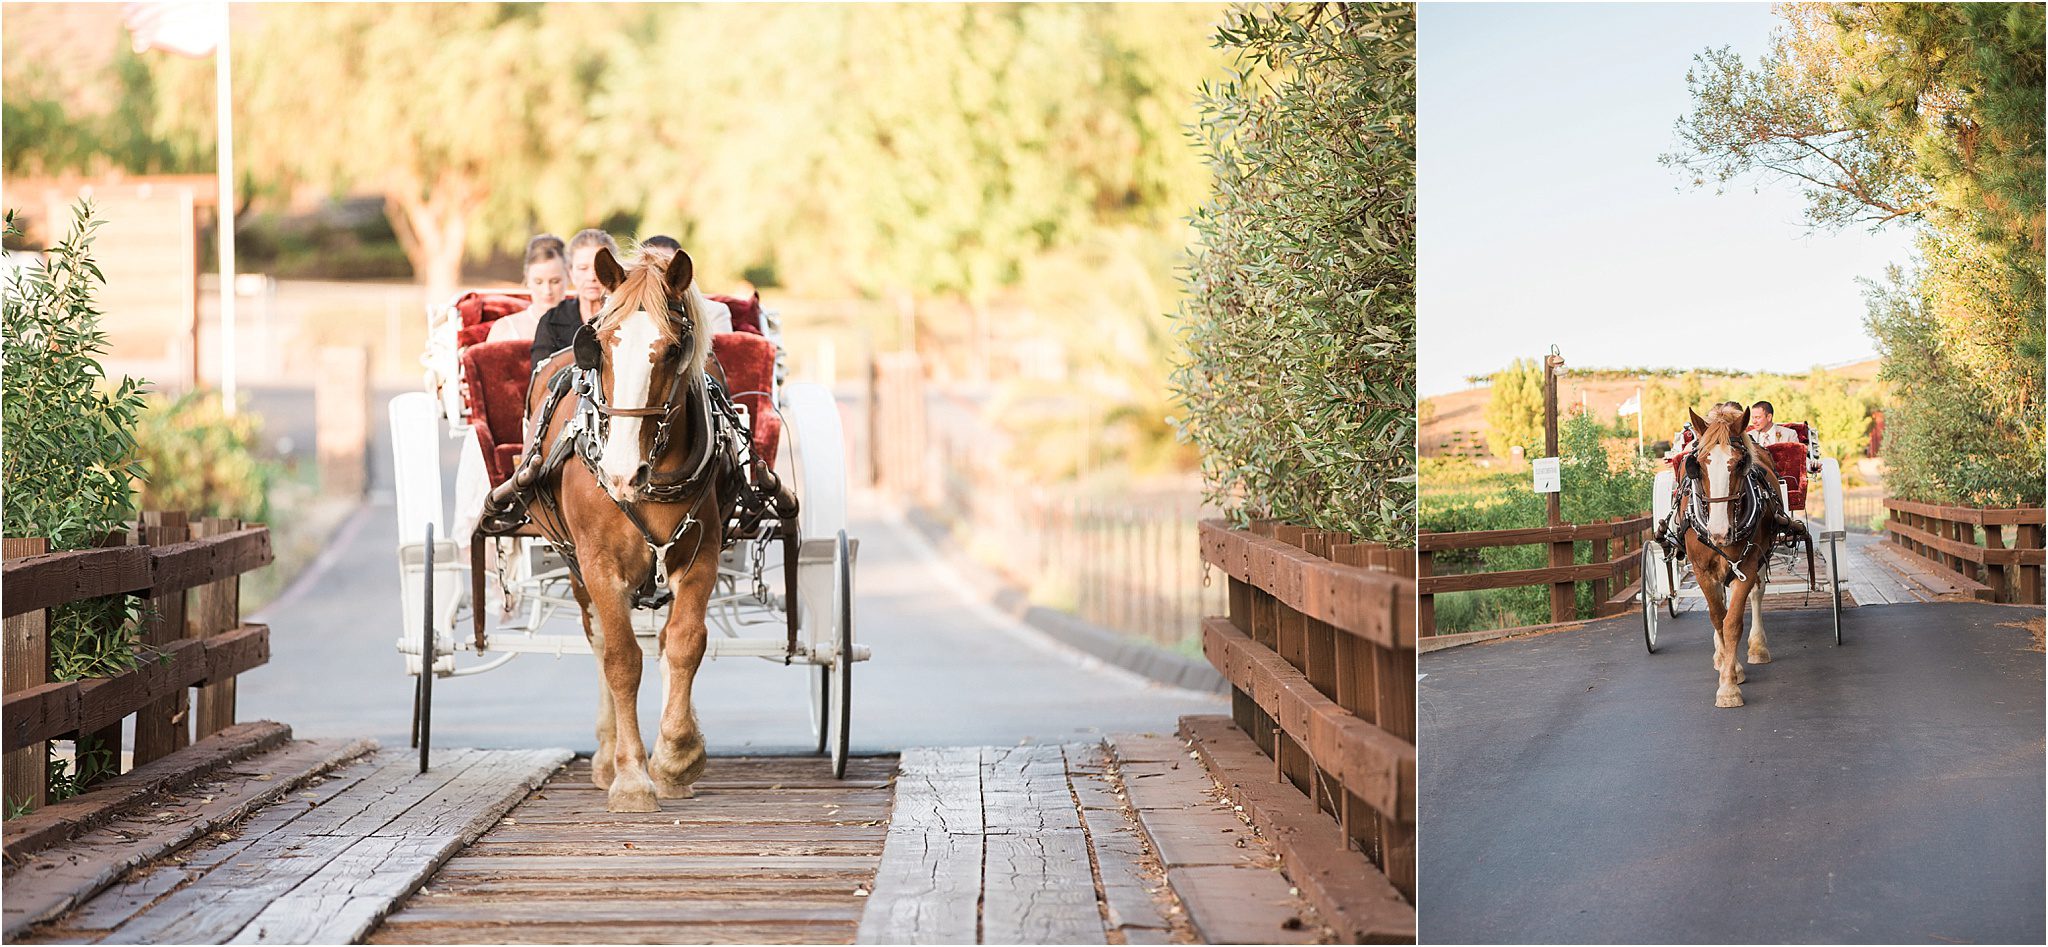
665, 343, 684, 361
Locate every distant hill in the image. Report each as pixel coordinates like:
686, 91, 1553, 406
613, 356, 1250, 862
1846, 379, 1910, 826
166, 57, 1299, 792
1422, 359, 1883, 459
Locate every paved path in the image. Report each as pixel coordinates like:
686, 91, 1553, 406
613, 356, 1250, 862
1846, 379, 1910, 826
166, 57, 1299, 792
240, 487, 1223, 753
1417, 602, 2044, 944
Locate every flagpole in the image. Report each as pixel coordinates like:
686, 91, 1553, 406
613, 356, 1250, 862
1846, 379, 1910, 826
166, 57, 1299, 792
1635, 386, 1643, 458
214, 1, 236, 415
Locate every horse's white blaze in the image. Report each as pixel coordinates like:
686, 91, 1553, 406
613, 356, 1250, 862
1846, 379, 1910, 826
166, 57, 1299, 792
600, 308, 662, 495
1705, 443, 1732, 542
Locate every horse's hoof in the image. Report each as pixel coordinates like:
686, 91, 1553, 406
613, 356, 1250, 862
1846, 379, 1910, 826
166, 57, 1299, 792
1715, 689, 1744, 708
655, 779, 696, 800
608, 780, 660, 813
1734, 665, 1746, 684
1749, 650, 1771, 665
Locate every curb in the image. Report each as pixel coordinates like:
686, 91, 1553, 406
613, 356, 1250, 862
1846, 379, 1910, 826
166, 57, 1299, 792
901, 506, 1226, 695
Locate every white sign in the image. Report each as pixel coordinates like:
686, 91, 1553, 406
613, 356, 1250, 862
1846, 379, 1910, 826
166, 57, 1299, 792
1532, 457, 1562, 494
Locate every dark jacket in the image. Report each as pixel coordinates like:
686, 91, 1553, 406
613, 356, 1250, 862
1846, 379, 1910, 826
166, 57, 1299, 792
530, 297, 592, 365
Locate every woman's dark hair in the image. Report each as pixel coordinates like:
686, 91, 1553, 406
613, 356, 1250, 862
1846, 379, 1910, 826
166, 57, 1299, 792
641, 234, 681, 253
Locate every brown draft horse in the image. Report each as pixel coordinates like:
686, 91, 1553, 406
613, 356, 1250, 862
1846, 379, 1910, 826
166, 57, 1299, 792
522, 247, 729, 811
1678, 405, 1782, 709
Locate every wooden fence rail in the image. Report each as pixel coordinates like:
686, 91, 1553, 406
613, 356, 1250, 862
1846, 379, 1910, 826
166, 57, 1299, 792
1415, 514, 1653, 637
1882, 499, 2045, 605
1198, 519, 1416, 902
1, 514, 272, 814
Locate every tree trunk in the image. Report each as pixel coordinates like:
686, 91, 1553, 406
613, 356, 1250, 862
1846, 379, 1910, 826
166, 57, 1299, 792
385, 177, 481, 304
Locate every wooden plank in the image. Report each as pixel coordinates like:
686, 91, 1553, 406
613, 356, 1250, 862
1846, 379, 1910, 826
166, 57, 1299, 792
0, 737, 377, 940
1417, 515, 1652, 551
854, 830, 983, 945
1417, 546, 1637, 595
223, 748, 571, 944
856, 747, 981, 945
3, 536, 51, 813
1884, 498, 2047, 526
1183, 715, 1413, 943
370, 919, 858, 945
1077, 805, 1169, 933
0, 547, 152, 618
4, 627, 269, 752
1203, 618, 1413, 823
3, 720, 290, 860
982, 831, 1106, 945
1198, 520, 1415, 649
143, 527, 273, 601
1166, 865, 1324, 945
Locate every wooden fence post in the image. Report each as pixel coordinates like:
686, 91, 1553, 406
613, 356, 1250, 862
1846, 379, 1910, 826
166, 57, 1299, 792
1549, 537, 1574, 624
189, 517, 243, 738
2020, 522, 2045, 606
134, 511, 192, 767
4, 537, 50, 812
1416, 550, 1435, 637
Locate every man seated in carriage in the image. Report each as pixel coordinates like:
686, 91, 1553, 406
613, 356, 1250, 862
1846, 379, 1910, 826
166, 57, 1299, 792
1746, 400, 1820, 473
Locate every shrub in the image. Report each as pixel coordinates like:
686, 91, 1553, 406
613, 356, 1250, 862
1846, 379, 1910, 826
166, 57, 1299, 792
1, 202, 147, 681
1170, 3, 1415, 544
132, 391, 275, 524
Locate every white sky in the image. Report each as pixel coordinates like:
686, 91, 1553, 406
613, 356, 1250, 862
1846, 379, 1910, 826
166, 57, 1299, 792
1417, 2, 1919, 397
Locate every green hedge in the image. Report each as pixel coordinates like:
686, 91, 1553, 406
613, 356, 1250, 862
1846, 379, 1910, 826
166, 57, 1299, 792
1170, 3, 1415, 545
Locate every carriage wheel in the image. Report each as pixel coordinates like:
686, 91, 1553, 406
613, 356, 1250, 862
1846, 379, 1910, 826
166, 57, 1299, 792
1639, 541, 1661, 653
418, 523, 435, 774
1828, 534, 1843, 646
831, 529, 853, 779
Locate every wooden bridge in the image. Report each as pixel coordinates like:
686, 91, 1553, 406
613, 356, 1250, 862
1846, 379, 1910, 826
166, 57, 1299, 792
1, 512, 1418, 944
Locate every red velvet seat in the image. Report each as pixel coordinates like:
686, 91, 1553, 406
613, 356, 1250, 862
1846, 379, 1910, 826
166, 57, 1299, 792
451, 291, 531, 349
460, 340, 535, 485
710, 293, 763, 336
711, 331, 780, 464
1768, 422, 1812, 512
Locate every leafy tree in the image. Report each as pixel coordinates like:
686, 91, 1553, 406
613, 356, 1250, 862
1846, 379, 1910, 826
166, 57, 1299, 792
1667, 2, 2043, 504
1481, 357, 1543, 459
236, 3, 612, 300
1, 7, 214, 178
1170, 3, 1415, 543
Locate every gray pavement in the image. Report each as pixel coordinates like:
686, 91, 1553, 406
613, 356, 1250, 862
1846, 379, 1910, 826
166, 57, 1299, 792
238, 486, 1223, 754
1417, 603, 2044, 945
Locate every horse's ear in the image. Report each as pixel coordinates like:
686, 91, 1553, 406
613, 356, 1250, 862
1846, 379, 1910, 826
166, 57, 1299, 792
662, 249, 694, 298
1687, 408, 1707, 436
593, 247, 626, 292
573, 323, 602, 371
1738, 406, 1753, 432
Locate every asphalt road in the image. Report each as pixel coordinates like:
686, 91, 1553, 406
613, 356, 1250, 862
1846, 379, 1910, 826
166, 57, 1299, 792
237, 482, 1224, 754
1416, 602, 2044, 945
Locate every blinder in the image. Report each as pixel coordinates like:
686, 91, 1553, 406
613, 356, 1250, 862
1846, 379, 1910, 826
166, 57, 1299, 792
573, 323, 603, 371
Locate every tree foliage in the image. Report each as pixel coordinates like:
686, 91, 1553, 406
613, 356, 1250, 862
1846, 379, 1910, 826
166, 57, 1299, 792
1170, 3, 1415, 544
1482, 357, 1544, 459
1668, 2, 2043, 505
0, 9, 214, 178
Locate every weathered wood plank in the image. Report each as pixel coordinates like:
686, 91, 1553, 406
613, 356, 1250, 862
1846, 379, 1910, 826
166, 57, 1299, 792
1199, 520, 1416, 648
1, 737, 377, 940
1077, 805, 1168, 934
854, 829, 982, 945
369, 919, 856, 945
1183, 714, 1413, 943
144, 528, 273, 602
1166, 865, 1324, 945
1, 547, 152, 619
982, 831, 1106, 945
225, 749, 570, 944
3, 627, 272, 753
3, 721, 290, 860
4, 537, 50, 813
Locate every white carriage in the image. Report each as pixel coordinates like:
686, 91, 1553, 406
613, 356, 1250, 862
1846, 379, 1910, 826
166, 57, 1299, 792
389, 290, 868, 776
1639, 422, 1846, 651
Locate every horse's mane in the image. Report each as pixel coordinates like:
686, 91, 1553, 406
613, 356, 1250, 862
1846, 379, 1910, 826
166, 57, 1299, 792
594, 254, 712, 379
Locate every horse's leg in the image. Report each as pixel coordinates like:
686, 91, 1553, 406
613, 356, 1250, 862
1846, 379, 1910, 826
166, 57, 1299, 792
1716, 574, 1756, 707
1747, 577, 1771, 664
571, 583, 618, 790
1698, 566, 1729, 674
587, 571, 658, 812
651, 556, 714, 799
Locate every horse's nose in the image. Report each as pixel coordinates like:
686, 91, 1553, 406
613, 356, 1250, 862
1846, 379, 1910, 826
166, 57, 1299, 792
1710, 531, 1730, 547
